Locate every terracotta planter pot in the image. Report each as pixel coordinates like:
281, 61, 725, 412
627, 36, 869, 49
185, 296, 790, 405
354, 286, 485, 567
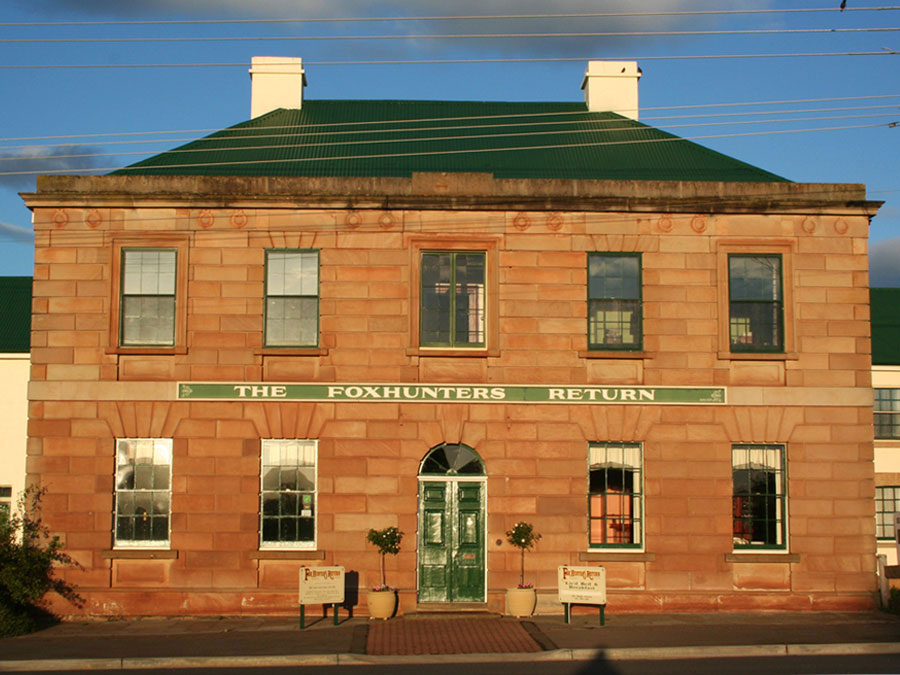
506, 587, 536, 617
366, 589, 397, 620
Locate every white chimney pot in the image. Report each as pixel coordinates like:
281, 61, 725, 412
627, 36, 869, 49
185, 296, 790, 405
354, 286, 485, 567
581, 61, 641, 120
249, 56, 307, 118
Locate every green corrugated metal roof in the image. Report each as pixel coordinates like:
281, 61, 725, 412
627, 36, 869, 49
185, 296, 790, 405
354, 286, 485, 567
0, 277, 31, 353
116, 101, 787, 182
871, 287, 900, 366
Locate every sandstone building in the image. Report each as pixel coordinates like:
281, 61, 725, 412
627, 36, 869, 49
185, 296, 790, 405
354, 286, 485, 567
21, 59, 883, 616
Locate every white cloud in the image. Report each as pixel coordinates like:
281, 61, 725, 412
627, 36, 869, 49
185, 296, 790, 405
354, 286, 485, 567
0, 221, 34, 243
0, 146, 101, 191
869, 237, 900, 288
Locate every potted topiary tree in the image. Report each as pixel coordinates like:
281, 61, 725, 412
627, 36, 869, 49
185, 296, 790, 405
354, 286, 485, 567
505, 521, 541, 617
366, 526, 403, 619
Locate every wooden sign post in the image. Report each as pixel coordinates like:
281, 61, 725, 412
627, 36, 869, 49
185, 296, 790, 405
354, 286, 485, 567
299, 566, 345, 629
558, 565, 607, 625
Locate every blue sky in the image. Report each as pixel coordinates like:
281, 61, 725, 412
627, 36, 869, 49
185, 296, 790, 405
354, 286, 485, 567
1, 1, 898, 283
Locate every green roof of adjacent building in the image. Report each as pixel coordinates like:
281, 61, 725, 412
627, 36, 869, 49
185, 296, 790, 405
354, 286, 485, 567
871, 287, 900, 366
0, 276, 31, 353
116, 101, 787, 182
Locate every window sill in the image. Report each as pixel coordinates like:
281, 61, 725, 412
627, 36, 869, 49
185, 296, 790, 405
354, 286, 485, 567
407, 348, 500, 358
249, 550, 325, 560
255, 348, 329, 356
106, 347, 188, 356
102, 549, 178, 560
719, 351, 798, 361
579, 350, 652, 360
580, 551, 655, 562
725, 552, 800, 563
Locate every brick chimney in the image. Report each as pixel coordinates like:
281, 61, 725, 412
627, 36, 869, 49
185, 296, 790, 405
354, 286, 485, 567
581, 61, 641, 120
249, 56, 307, 118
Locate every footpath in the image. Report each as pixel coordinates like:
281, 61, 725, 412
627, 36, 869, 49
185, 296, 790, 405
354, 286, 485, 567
0, 610, 898, 670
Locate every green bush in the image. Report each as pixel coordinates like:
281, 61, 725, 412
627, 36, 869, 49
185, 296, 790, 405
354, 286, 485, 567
0, 486, 82, 636
366, 526, 403, 590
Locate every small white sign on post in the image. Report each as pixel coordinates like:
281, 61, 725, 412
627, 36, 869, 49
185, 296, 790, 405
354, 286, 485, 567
558, 565, 607, 604
299, 566, 345, 606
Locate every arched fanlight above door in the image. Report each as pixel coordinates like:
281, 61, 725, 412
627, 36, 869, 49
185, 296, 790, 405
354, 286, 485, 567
419, 443, 485, 476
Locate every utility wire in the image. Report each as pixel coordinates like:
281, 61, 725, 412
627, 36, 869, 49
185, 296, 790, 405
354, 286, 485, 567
2, 27, 899, 43
1, 51, 896, 69
1, 112, 896, 163
1, 95, 897, 144
1, 6, 898, 27
1, 121, 892, 177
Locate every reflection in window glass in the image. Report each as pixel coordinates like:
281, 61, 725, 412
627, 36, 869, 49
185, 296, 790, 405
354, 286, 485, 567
732, 444, 786, 549
728, 255, 783, 352
589, 443, 642, 547
114, 438, 172, 546
121, 249, 176, 346
265, 250, 319, 347
588, 254, 642, 350
260, 439, 317, 548
421, 252, 485, 348
0, 486, 11, 524
875, 389, 900, 439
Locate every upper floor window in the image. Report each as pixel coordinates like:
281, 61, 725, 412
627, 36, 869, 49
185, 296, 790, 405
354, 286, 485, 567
260, 439, 317, 549
420, 251, 485, 348
114, 438, 172, 548
120, 249, 176, 346
588, 253, 642, 351
588, 442, 642, 548
875, 486, 899, 540
874, 389, 900, 439
728, 255, 783, 353
732, 444, 786, 550
265, 250, 319, 347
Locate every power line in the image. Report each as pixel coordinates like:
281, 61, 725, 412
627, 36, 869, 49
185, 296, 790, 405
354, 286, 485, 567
1, 95, 897, 144
1, 112, 897, 164
1, 6, 898, 27
2, 27, 899, 44
2, 51, 896, 70
1, 121, 892, 177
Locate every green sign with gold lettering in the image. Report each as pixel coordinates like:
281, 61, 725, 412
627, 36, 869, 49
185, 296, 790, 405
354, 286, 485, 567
177, 383, 725, 405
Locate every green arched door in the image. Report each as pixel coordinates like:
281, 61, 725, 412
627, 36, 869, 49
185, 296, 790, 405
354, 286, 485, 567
418, 444, 486, 603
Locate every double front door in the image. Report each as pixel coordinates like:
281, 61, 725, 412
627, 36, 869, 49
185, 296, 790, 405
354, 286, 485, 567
417, 479, 485, 602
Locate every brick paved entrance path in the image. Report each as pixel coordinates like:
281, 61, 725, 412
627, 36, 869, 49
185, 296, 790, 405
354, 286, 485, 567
367, 617, 543, 655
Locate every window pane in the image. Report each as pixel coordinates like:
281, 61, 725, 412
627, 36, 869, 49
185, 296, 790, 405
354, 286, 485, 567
875, 486, 900, 539
728, 255, 783, 352
875, 389, 900, 439
122, 296, 176, 346
588, 255, 642, 350
260, 440, 317, 547
732, 444, 786, 549
114, 438, 172, 547
265, 251, 319, 347
421, 252, 485, 347
588, 442, 642, 547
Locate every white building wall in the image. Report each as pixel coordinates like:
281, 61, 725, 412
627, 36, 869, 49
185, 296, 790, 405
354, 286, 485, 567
0, 354, 29, 520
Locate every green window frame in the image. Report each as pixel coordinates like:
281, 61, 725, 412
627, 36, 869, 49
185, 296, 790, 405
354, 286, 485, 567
265, 249, 319, 347
875, 486, 899, 540
260, 439, 317, 549
120, 248, 176, 346
588, 253, 642, 351
728, 254, 784, 353
0, 486, 11, 525
588, 442, 642, 548
420, 251, 486, 348
874, 389, 900, 439
732, 444, 786, 550
114, 438, 172, 548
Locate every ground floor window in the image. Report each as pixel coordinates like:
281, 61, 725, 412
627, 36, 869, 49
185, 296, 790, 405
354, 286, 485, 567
260, 439, 317, 549
0, 485, 11, 524
732, 444, 786, 549
588, 442, 642, 548
876, 486, 899, 540
114, 438, 172, 547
